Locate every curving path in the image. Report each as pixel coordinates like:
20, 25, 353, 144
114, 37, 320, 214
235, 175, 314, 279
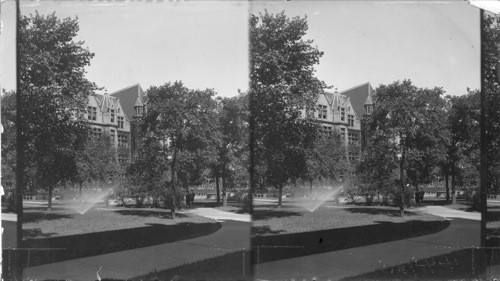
180, 207, 251, 222
24, 208, 251, 281
254, 206, 480, 281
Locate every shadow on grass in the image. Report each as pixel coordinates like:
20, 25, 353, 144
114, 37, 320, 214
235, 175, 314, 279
252, 219, 450, 264
342, 248, 488, 280
252, 208, 303, 221
2, 221, 17, 250
23, 228, 57, 239
487, 211, 500, 222
23, 212, 74, 223
344, 207, 419, 217
193, 201, 246, 210
252, 226, 285, 236
114, 209, 189, 218
122, 250, 251, 281
22, 221, 222, 267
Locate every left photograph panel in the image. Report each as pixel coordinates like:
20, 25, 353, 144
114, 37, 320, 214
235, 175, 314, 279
1, 1, 251, 280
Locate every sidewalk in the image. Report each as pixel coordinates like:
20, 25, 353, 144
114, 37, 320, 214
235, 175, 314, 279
413, 205, 480, 221
254, 206, 480, 281
24, 208, 251, 281
179, 207, 251, 222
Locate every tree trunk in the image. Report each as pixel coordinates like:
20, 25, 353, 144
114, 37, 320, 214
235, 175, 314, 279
451, 163, 457, 205
277, 185, 283, 208
215, 175, 221, 205
309, 179, 313, 200
79, 181, 83, 202
445, 169, 450, 203
415, 183, 419, 206
399, 148, 406, 217
222, 176, 227, 207
48, 185, 53, 211
170, 148, 178, 220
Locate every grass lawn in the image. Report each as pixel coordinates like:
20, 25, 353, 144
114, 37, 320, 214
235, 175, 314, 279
252, 202, 449, 263
253, 203, 446, 236
343, 248, 485, 280
22, 205, 221, 267
23, 206, 215, 239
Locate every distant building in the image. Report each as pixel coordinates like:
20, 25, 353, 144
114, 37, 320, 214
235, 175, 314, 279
109, 84, 147, 158
86, 92, 132, 166
305, 82, 375, 162
340, 82, 375, 151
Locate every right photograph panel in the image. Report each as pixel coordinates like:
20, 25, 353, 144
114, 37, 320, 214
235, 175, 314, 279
249, 1, 486, 279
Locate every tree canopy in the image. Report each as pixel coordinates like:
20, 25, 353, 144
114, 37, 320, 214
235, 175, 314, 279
482, 13, 500, 194
142, 81, 219, 218
18, 12, 98, 209
360, 80, 448, 215
250, 11, 326, 206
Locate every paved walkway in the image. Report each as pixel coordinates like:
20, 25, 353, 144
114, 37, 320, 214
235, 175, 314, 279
254, 206, 480, 281
413, 205, 481, 221
179, 207, 251, 222
24, 208, 251, 281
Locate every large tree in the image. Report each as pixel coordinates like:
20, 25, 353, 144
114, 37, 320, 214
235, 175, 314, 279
250, 11, 326, 207
211, 93, 249, 206
304, 129, 350, 197
366, 80, 448, 216
444, 91, 480, 205
18, 12, 98, 210
482, 13, 500, 195
356, 129, 399, 205
73, 132, 121, 201
143, 81, 218, 218
2, 91, 16, 187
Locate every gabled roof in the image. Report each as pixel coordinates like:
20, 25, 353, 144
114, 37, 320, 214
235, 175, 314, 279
340, 82, 375, 117
109, 84, 145, 121
93, 93, 119, 112
323, 90, 348, 109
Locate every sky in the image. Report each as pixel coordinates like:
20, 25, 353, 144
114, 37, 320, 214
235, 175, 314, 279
0, 0, 249, 98
1, 1, 480, 97
251, 1, 480, 96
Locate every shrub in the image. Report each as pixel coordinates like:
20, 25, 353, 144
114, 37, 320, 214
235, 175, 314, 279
462, 187, 480, 210
391, 185, 414, 208
161, 189, 184, 210
342, 184, 359, 204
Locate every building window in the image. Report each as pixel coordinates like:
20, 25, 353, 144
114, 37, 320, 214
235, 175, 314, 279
348, 132, 359, 146
348, 115, 354, 127
118, 134, 129, 147
88, 106, 97, 121
341, 107, 345, 121
118, 116, 124, 129
348, 151, 360, 162
118, 153, 129, 164
110, 129, 116, 143
306, 107, 315, 118
91, 127, 102, 140
111, 109, 115, 123
341, 128, 346, 141
321, 126, 333, 136
318, 105, 327, 119
366, 105, 373, 115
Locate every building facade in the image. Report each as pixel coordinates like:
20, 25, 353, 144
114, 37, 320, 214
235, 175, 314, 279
86, 92, 132, 165
109, 84, 147, 158
305, 82, 375, 162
